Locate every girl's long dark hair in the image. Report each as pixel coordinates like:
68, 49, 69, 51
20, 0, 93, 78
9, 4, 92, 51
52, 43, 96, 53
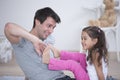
83, 26, 108, 66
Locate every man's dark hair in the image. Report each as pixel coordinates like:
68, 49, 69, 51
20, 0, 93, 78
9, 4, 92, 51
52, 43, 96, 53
32, 7, 61, 28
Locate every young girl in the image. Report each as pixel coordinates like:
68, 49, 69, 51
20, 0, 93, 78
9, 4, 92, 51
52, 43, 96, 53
42, 26, 108, 80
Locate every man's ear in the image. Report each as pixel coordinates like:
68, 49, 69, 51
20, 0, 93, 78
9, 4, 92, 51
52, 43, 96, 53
35, 19, 40, 25
93, 38, 98, 45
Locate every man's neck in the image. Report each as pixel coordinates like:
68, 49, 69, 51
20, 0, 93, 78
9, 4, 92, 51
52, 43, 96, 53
30, 29, 44, 41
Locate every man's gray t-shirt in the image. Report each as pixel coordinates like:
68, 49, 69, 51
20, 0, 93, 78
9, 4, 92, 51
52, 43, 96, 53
12, 38, 65, 80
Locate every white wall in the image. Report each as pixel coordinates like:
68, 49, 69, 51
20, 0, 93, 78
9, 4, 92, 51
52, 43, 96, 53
0, 0, 117, 51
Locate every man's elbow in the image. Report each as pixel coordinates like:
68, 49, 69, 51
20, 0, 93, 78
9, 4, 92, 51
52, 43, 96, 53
4, 22, 14, 36
4, 22, 13, 33
5, 22, 12, 30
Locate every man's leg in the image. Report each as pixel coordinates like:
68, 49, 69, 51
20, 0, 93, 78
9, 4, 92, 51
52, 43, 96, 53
25, 77, 29, 80
55, 75, 75, 80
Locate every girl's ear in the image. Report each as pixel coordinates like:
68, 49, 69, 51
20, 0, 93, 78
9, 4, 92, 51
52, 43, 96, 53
93, 38, 98, 45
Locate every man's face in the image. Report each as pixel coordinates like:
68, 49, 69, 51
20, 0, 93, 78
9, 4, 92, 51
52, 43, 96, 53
36, 17, 56, 40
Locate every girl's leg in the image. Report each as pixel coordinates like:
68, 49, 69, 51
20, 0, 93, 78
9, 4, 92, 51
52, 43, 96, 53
42, 46, 53, 64
49, 59, 89, 80
42, 46, 89, 80
60, 51, 87, 70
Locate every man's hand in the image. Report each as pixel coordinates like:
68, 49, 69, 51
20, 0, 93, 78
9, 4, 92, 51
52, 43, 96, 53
35, 42, 46, 56
32, 38, 47, 56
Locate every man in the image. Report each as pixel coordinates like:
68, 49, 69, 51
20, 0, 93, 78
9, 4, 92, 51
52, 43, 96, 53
4, 7, 74, 80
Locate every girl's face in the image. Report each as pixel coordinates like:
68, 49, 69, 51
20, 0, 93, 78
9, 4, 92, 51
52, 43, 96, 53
81, 31, 97, 50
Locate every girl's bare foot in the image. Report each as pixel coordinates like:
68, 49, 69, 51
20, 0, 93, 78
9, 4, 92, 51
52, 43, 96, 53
42, 46, 51, 64
49, 45, 60, 58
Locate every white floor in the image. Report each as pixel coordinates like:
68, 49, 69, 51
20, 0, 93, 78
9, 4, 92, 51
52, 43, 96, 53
0, 76, 25, 80
0, 52, 120, 79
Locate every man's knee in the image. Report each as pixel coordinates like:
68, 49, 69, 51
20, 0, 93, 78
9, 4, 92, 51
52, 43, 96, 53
25, 77, 29, 80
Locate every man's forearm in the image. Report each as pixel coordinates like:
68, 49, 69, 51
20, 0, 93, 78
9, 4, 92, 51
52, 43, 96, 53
5, 22, 41, 43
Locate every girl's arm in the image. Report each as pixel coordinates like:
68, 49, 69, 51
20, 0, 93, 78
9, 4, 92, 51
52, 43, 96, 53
93, 53, 105, 80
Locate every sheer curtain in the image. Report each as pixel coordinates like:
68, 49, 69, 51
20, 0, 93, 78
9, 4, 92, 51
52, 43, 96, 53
0, 36, 13, 63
